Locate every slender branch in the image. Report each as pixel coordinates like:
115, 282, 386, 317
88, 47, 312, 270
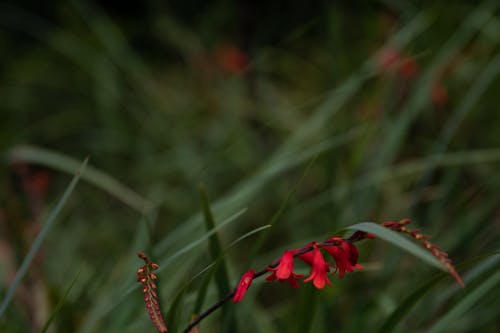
182, 290, 235, 333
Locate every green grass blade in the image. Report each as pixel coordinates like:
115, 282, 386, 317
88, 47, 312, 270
229, 225, 272, 247
376, 272, 447, 333
199, 184, 237, 332
346, 222, 443, 270
157, 208, 247, 270
293, 148, 500, 222
187, 223, 272, 326
199, 185, 231, 296
378, 252, 500, 333
190, 223, 271, 315
294, 285, 319, 333
192, 266, 216, 315
6, 144, 153, 213
40, 271, 81, 333
165, 285, 188, 333
427, 265, 500, 333
0, 157, 87, 318
248, 156, 317, 264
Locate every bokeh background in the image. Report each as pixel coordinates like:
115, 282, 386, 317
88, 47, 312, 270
1, 1, 500, 332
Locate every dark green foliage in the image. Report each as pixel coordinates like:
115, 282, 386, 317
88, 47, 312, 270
1, 1, 500, 332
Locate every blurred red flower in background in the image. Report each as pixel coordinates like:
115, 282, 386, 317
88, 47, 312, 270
215, 43, 249, 75
377, 47, 419, 79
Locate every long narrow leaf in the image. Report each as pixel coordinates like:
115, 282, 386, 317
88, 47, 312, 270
248, 156, 317, 264
346, 222, 444, 270
0, 157, 87, 317
199, 184, 237, 333
7, 145, 153, 213
377, 252, 500, 333
192, 266, 216, 315
427, 266, 500, 333
199, 185, 231, 296
376, 273, 447, 333
40, 271, 81, 333
165, 285, 188, 333
192, 224, 271, 315
157, 208, 247, 270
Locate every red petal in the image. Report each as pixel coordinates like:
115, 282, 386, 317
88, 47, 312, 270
233, 269, 255, 303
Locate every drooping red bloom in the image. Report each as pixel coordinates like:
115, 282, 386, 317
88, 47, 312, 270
298, 250, 314, 266
323, 236, 363, 278
303, 246, 332, 289
298, 244, 330, 272
266, 250, 304, 288
233, 269, 255, 303
323, 237, 363, 278
297, 243, 315, 266
344, 241, 362, 268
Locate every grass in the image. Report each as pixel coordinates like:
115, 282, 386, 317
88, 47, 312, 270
1, 1, 500, 332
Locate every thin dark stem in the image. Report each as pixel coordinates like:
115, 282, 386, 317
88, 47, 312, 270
182, 290, 235, 333
180, 232, 372, 332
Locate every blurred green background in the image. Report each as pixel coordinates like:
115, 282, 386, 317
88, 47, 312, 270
1, 1, 500, 332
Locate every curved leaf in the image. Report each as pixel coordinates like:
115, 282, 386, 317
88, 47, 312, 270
6, 144, 153, 213
346, 222, 444, 270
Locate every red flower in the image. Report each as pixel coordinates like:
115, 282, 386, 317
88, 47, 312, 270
431, 81, 449, 107
215, 43, 249, 75
377, 47, 401, 70
266, 250, 304, 288
323, 238, 363, 278
298, 251, 314, 265
398, 57, 419, 79
376, 47, 419, 79
303, 246, 332, 289
233, 269, 254, 303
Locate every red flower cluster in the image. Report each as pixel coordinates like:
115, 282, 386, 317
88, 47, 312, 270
137, 252, 168, 333
141, 219, 463, 333
233, 237, 364, 302
376, 47, 419, 79
376, 47, 451, 108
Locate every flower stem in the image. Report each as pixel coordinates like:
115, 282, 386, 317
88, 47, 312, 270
182, 291, 234, 333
